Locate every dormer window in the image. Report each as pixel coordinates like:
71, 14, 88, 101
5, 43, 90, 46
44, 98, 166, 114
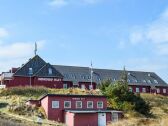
28, 68, 33, 75
148, 80, 151, 83
48, 68, 52, 75
154, 79, 158, 84
142, 80, 147, 83
134, 79, 138, 83
127, 79, 131, 83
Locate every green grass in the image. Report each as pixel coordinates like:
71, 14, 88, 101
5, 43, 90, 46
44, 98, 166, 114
0, 87, 101, 126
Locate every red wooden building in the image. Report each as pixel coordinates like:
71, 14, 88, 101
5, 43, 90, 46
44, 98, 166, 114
27, 94, 123, 126
0, 55, 168, 95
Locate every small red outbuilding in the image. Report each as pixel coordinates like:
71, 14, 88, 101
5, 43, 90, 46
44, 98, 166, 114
32, 94, 123, 126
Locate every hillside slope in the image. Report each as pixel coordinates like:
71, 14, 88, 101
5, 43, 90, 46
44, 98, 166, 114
0, 87, 168, 126
108, 93, 168, 126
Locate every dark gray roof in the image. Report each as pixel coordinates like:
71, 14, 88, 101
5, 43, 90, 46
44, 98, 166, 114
34, 63, 63, 78
53, 65, 168, 86
14, 55, 63, 78
14, 55, 46, 76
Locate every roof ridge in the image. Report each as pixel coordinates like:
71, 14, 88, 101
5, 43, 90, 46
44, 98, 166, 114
53, 65, 156, 73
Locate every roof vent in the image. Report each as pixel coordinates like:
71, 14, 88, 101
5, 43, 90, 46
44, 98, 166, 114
148, 73, 151, 77
22, 64, 24, 66
128, 72, 130, 75
29, 58, 31, 61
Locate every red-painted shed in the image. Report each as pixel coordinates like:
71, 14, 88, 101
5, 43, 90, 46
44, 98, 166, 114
37, 94, 123, 126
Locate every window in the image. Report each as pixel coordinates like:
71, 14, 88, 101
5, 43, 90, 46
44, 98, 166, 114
87, 101, 93, 108
48, 68, 52, 75
148, 73, 151, 77
97, 101, 103, 108
52, 101, 59, 108
89, 85, 93, 90
163, 89, 167, 94
112, 112, 118, 122
81, 84, 85, 90
142, 88, 146, 93
142, 80, 147, 83
63, 84, 68, 89
127, 79, 131, 83
134, 79, 138, 83
88, 76, 91, 79
76, 101, 82, 108
148, 80, 152, 83
64, 101, 71, 108
129, 87, 133, 92
154, 80, 158, 84
28, 68, 33, 75
157, 88, 160, 93
136, 88, 139, 93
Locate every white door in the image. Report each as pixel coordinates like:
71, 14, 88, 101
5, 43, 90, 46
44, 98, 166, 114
98, 113, 106, 126
65, 113, 74, 126
112, 112, 118, 122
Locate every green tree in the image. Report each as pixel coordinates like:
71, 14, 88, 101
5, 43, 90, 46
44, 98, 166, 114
99, 68, 151, 116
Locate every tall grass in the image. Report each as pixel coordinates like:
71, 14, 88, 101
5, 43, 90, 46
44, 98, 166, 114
0, 86, 101, 98
108, 93, 168, 126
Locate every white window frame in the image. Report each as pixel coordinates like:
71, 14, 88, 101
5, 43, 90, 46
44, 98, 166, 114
97, 101, 103, 109
89, 85, 93, 90
157, 88, 160, 93
52, 101, 59, 108
147, 80, 151, 84
63, 83, 68, 89
142, 80, 146, 83
81, 84, 85, 90
76, 101, 82, 109
142, 88, 146, 93
48, 68, 52, 75
154, 80, 158, 84
87, 101, 93, 108
163, 89, 167, 94
136, 87, 139, 93
129, 87, 133, 92
28, 68, 33, 75
64, 101, 71, 108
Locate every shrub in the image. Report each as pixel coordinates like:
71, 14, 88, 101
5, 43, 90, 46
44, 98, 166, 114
99, 80, 151, 116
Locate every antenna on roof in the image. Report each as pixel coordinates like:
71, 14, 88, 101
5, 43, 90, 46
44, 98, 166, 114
34, 42, 37, 56
90, 61, 93, 90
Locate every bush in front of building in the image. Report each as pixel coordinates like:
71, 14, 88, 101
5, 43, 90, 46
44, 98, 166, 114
99, 80, 151, 116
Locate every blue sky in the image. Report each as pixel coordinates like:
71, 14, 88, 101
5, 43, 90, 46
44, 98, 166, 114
0, 0, 168, 82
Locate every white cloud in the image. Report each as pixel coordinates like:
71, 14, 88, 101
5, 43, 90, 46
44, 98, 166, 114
82, 0, 102, 4
48, 0, 102, 8
129, 8, 168, 55
118, 40, 126, 49
129, 31, 144, 44
0, 27, 9, 38
0, 40, 46, 72
48, 0, 68, 8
